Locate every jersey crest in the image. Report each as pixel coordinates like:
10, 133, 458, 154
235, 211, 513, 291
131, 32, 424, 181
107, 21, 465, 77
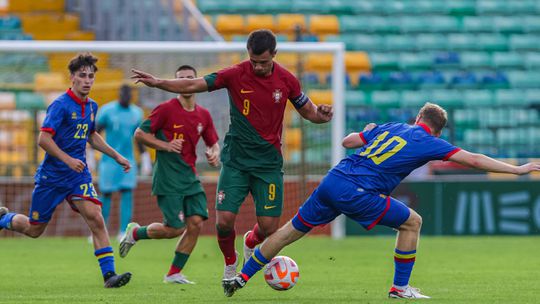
71, 112, 77, 119
273, 89, 282, 103
197, 122, 203, 135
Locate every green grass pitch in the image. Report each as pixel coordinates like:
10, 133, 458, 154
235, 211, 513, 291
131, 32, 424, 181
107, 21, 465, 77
0, 236, 538, 303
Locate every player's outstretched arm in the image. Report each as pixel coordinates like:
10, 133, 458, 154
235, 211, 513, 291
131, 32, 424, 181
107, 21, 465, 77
449, 150, 540, 175
134, 128, 183, 153
296, 100, 333, 124
88, 132, 131, 172
342, 132, 366, 149
130, 69, 208, 94
38, 132, 85, 173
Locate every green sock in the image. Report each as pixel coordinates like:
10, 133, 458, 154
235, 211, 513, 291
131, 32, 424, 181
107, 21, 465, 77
168, 252, 190, 275
135, 226, 150, 240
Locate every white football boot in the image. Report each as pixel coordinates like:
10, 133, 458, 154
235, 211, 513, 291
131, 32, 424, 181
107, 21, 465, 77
119, 222, 140, 258
163, 273, 195, 284
389, 286, 431, 299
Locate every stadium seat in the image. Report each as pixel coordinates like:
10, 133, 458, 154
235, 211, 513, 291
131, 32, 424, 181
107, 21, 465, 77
350, 35, 384, 52
430, 89, 464, 108
358, 73, 385, 90
339, 15, 370, 33
325, 0, 354, 15
0, 16, 21, 29
15, 92, 46, 110
399, 16, 429, 33
388, 71, 416, 90
495, 89, 526, 107
215, 15, 245, 34
309, 15, 339, 35
34, 72, 67, 91
476, 0, 508, 15
369, 53, 400, 71
445, 0, 476, 16
427, 16, 460, 33
245, 15, 275, 32
524, 16, 540, 33
371, 91, 400, 108
345, 52, 371, 72
255, 0, 291, 14
507, 0, 537, 14
525, 52, 540, 69
384, 0, 417, 15
308, 90, 332, 105
350, 1, 385, 15
302, 73, 320, 87
369, 16, 400, 33
384, 35, 416, 52
325, 73, 351, 87
416, 34, 448, 51
399, 53, 432, 70
400, 90, 431, 108
509, 35, 539, 51
507, 71, 540, 89
493, 17, 524, 33
416, 71, 446, 89
227, 0, 254, 13
464, 129, 494, 146
447, 34, 476, 51
276, 14, 306, 33
460, 52, 491, 68
433, 52, 460, 67
291, 0, 326, 14
454, 109, 479, 127
462, 16, 493, 33
0, 92, 16, 110
475, 34, 508, 52
525, 89, 540, 105
345, 90, 369, 107
305, 54, 333, 72
463, 90, 494, 108
450, 71, 478, 89
481, 71, 509, 89
492, 52, 524, 69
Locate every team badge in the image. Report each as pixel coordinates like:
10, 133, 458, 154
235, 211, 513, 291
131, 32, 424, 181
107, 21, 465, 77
217, 190, 226, 204
197, 122, 203, 135
32, 211, 39, 220
178, 211, 185, 223
273, 89, 282, 103
90, 113, 94, 122
71, 112, 77, 119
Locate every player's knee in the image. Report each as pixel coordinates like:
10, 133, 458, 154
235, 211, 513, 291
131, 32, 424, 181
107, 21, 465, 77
26, 227, 45, 238
408, 212, 423, 231
216, 221, 234, 234
187, 219, 203, 235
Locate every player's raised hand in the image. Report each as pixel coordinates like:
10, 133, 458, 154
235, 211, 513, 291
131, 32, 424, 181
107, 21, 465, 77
205, 148, 220, 167
131, 69, 159, 87
516, 162, 540, 175
317, 104, 333, 122
66, 157, 86, 173
167, 139, 183, 154
115, 155, 131, 173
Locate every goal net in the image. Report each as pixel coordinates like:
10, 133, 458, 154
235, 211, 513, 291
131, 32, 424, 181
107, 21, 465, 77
0, 40, 345, 238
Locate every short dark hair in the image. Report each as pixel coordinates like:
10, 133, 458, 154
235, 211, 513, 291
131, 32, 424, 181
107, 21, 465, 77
247, 29, 276, 55
418, 102, 448, 135
68, 52, 98, 74
175, 64, 197, 77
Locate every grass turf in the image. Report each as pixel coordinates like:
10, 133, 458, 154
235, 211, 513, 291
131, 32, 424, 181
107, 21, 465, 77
0, 236, 538, 303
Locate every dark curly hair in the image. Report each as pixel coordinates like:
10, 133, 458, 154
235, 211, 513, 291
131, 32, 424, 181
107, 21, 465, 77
68, 52, 98, 74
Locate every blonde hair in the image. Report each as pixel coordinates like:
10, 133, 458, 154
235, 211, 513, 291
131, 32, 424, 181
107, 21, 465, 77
417, 102, 447, 134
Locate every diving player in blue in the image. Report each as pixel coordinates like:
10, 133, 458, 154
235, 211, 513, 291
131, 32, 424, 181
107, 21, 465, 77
0, 53, 133, 288
95, 85, 150, 239
223, 103, 540, 299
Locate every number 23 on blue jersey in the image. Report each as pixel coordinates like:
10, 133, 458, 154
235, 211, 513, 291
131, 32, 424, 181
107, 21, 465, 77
359, 131, 407, 165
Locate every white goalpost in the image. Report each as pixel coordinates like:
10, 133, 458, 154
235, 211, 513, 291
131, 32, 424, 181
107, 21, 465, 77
0, 40, 347, 238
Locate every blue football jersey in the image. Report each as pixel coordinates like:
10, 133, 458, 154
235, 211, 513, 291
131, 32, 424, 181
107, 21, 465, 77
35, 89, 98, 187
331, 122, 460, 195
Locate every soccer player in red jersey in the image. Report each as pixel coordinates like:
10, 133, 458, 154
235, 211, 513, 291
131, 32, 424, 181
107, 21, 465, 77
120, 65, 220, 284
131, 30, 333, 291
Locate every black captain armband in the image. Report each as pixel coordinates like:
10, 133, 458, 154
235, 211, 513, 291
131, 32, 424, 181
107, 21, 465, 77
290, 92, 309, 109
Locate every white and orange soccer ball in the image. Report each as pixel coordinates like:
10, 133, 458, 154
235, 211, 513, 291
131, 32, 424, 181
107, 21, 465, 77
263, 256, 300, 290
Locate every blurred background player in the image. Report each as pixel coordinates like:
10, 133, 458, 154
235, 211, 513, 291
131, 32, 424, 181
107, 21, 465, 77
93, 84, 151, 240
224, 102, 540, 298
130, 29, 333, 286
0, 53, 132, 288
119, 65, 220, 284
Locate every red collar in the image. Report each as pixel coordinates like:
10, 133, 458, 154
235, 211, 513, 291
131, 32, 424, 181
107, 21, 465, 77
416, 123, 432, 135
66, 89, 88, 105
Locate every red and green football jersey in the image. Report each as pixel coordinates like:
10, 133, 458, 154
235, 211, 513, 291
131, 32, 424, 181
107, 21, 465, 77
139, 98, 218, 196
204, 60, 308, 171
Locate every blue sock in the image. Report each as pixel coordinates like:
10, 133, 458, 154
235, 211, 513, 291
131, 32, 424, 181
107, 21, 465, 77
0, 212, 16, 230
241, 248, 271, 280
101, 194, 112, 226
95, 246, 116, 280
393, 248, 416, 287
119, 190, 133, 234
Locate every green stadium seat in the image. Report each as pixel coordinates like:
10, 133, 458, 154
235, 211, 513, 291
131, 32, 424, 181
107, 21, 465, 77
399, 16, 428, 33
350, 1, 385, 15
351, 35, 385, 51
507, 0, 537, 14
400, 90, 431, 108
524, 16, 540, 33
447, 34, 476, 51
15, 92, 46, 110
384, 0, 417, 15
476, 0, 508, 15
416, 34, 448, 50
370, 17, 400, 33
463, 90, 494, 107
462, 16, 493, 32
384, 35, 416, 51
430, 89, 464, 108
371, 91, 400, 108
428, 16, 460, 32
325, 35, 356, 50
510, 35, 540, 51
492, 53, 524, 69
460, 52, 492, 68
507, 71, 540, 89
399, 53, 432, 70
227, 0, 254, 13
326, 0, 354, 15
369, 53, 400, 71
495, 89, 526, 107
256, 0, 292, 13
414, 0, 447, 14
197, 0, 227, 14
454, 109, 478, 127
291, 0, 327, 14
493, 17, 525, 33
475, 35, 508, 52
525, 89, 540, 105
525, 52, 540, 69
339, 16, 370, 33
464, 129, 494, 145
497, 128, 524, 146
345, 90, 369, 106
445, 0, 476, 16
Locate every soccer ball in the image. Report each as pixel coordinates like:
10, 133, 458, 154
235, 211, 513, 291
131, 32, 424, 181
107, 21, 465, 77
263, 256, 300, 290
